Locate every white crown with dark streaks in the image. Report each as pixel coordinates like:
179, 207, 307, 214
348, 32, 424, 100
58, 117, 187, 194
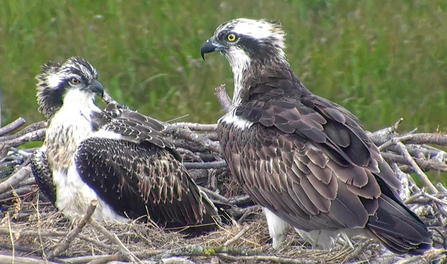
215, 18, 286, 49
36, 57, 98, 118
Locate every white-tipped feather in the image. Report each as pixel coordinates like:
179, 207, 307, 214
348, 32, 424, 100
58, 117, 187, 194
219, 111, 254, 129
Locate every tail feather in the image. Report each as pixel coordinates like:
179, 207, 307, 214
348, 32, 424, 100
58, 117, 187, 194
367, 195, 432, 255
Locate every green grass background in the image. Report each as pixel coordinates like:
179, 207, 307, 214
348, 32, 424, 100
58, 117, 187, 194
1, 1, 447, 181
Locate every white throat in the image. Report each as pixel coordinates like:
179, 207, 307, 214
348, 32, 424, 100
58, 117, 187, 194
48, 89, 101, 145
224, 48, 251, 107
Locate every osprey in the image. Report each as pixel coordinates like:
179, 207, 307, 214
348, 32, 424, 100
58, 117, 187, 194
31, 57, 219, 232
201, 18, 432, 254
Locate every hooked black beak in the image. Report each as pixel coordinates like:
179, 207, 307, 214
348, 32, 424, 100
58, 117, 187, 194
89, 80, 104, 98
201, 39, 220, 60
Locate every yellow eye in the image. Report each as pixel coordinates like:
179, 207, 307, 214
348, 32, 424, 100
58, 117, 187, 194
227, 33, 237, 42
70, 78, 80, 84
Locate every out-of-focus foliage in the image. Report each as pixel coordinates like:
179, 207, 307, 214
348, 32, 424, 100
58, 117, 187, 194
1, 1, 446, 130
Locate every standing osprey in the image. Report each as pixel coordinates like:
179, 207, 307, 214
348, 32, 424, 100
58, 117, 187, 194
201, 18, 432, 254
31, 57, 219, 232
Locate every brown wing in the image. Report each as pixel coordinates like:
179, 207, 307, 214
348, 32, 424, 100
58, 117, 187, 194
219, 120, 381, 231
219, 75, 430, 252
76, 137, 218, 230
220, 74, 402, 230
84, 103, 219, 231
100, 103, 174, 148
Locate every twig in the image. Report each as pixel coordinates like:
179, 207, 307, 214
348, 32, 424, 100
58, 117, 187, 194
0, 128, 46, 148
237, 205, 260, 223
167, 126, 221, 154
47, 200, 98, 260
214, 84, 232, 113
171, 122, 217, 131
0, 185, 36, 202
199, 186, 229, 203
53, 255, 118, 264
223, 224, 250, 246
0, 117, 26, 137
228, 194, 252, 206
183, 160, 227, 169
0, 165, 32, 193
437, 183, 447, 194
87, 218, 141, 263
421, 192, 447, 206
217, 253, 317, 264
381, 152, 447, 172
7, 212, 14, 262
341, 239, 374, 263
0, 121, 47, 142
0, 228, 66, 237
229, 205, 261, 220
0, 255, 59, 264
394, 140, 438, 193
394, 248, 447, 263
405, 133, 447, 147
378, 134, 414, 151
0, 242, 43, 254
0, 160, 23, 170
85, 254, 120, 264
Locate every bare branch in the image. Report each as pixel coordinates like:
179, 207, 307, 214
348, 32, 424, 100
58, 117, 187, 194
214, 84, 232, 113
183, 160, 227, 169
88, 218, 141, 263
5, 128, 46, 148
0, 165, 32, 194
381, 152, 447, 172
166, 126, 221, 154
223, 224, 251, 246
171, 122, 217, 131
0, 255, 58, 264
0, 121, 47, 143
394, 140, 438, 193
0, 117, 26, 137
47, 200, 98, 260
217, 253, 316, 264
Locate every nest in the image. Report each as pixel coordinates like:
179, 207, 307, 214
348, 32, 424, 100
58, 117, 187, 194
0, 87, 446, 263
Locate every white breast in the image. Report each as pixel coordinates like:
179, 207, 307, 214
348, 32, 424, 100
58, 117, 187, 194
54, 166, 128, 222
46, 89, 127, 222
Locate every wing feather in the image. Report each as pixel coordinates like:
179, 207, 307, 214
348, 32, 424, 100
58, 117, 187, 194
75, 138, 218, 229
219, 95, 387, 231
217, 56, 430, 252
31, 148, 56, 204
101, 103, 173, 149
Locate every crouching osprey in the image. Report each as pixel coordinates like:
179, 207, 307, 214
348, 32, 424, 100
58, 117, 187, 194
31, 57, 219, 232
201, 18, 432, 254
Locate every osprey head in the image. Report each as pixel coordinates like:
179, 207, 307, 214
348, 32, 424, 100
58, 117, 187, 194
201, 18, 286, 66
36, 57, 104, 119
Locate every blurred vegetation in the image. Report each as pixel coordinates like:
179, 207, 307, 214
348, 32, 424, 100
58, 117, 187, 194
1, 1, 447, 177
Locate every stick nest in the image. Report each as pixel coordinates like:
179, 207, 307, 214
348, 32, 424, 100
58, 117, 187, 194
0, 88, 446, 263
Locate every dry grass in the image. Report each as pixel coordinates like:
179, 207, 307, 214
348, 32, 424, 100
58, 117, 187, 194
0, 189, 446, 264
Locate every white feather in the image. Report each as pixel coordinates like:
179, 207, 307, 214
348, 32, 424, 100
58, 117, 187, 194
222, 47, 251, 106
216, 18, 286, 49
294, 228, 366, 249
219, 111, 254, 129
263, 207, 290, 249
47, 74, 63, 89
263, 206, 366, 249
54, 166, 128, 222
90, 130, 122, 140
47, 89, 126, 222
